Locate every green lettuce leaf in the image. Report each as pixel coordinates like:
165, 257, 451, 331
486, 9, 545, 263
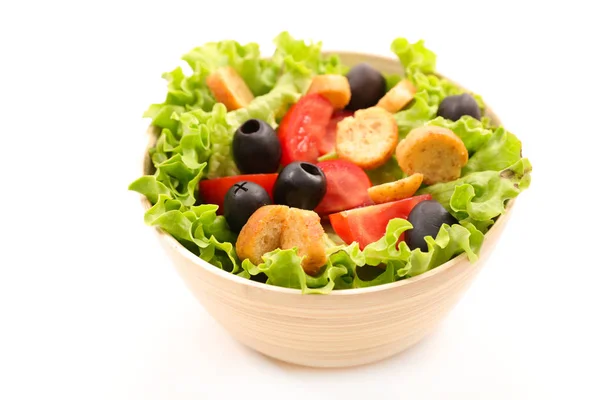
323, 242, 408, 289
362, 219, 413, 266
128, 176, 171, 205
241, 248, 307, 291
154, 154, 204, 206
226, 60, 303, 126
405, 222, 484, 277
142, 66, 216, 133
361, 218, 484, 278
272, 31, 347, 83
394, 91, 437, 137
427, 115, 493, 153
412, 72, 485, 111
149, 128, 177, 166
163, 66, 217, 110
182, 39, 278, 97
390, 38, 485, 136
411, 72, 461, 106
390, 72, 469, 138
143, 104, 185, 133
324, 243, 364, 290
162, 67, 195, 106
426, 115, 522, 175
391, 38, 437, 75
419, 158, 532, 229
128, 157, 204, 208
390, 38, 467, 107
462, 126, 522, 174
304, 258, 352, 294
179, 104, 239, 179
354, 264, 398, 288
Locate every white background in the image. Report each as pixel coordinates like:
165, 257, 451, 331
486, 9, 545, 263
1, 1, 599, 399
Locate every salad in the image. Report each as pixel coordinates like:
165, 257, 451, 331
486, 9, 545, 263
129, 32, 532, 294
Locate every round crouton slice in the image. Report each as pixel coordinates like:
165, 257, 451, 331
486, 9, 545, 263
335, 107, 398, 170
395, 126, 468, 185
367, 173, 424, 204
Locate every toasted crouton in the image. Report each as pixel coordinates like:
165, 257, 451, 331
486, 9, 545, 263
335, 107, 398, 170
395, 126, 468, 185
376, 79, 416, 113
367, 173, 424, 204
206, 66, 254, 111
235, 205, 289, 265
306, 75, 351, 109
235, 206, 327, 275
281, 208, 327, 276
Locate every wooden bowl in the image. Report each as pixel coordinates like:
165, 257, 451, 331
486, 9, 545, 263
138, 52, 513, 368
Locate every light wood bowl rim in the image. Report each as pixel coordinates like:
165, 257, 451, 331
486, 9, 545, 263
136, 50, 514, 296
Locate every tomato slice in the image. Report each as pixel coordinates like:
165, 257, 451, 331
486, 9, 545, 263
317, 110, 354, 155
314, 159, 373, 216
198, 174, 278, 214
329, 194, 432, 249
278, 94, 334, 166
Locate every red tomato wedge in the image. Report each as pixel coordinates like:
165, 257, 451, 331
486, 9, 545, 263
198, 174, 278, 214
317, 110, 354, 155
278, 93, 334, 166
329, 194, 432, 249
314, 159, 373, 215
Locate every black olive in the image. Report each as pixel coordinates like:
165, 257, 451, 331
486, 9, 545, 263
437, 93, 481, 121
345, 63, 387, 111
223, 181, 272, 233
405, 200, 458, 252
232, 119, 281, 174
273, 162, 326, 210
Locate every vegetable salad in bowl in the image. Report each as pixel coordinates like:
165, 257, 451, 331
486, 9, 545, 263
129, 32, 532, 294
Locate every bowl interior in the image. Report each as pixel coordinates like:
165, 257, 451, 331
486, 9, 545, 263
139, 51, 507, 296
